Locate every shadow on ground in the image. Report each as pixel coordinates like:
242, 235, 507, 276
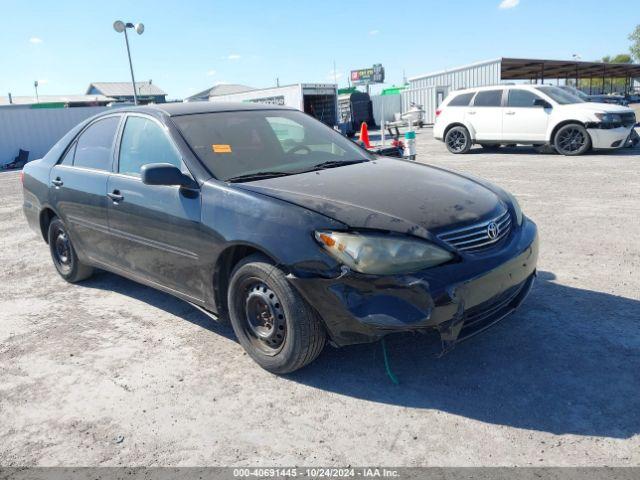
290, 271, 640, 439
464, 143, 640, 156
82, 270, 640, 439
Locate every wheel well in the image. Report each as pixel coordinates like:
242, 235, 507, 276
550, 120, 586, 144
39, 208, 57, 243
444, 122, 469, 139
213, 245, 278, 315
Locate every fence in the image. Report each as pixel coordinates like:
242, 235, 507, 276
0, 106, 108, 166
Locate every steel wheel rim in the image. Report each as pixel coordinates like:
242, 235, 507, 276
52, 225, 72, 273
241, 280, 286, 355
447, 130, 467, 152
557, 128, 586, 153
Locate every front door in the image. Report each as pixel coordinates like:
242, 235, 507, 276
467, 89, 504, 141
502, 89, 550, 142
49, 115, 122, 265
106, 114, 205, 301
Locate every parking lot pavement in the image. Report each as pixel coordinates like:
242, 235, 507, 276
1, 130, 639, 467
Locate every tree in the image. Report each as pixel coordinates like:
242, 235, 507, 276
630, 25, 640, 62
601, 54, 631, 63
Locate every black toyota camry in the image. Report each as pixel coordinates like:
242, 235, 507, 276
22, 102, 538, 373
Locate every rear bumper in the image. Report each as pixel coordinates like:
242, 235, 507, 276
288, 218, 538, 347
587, 126, 634, 149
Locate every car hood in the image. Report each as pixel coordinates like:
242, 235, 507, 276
575, 102, 633, 113
233, 158, 503, 239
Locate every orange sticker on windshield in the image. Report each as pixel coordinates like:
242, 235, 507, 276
212, 144, 232, 153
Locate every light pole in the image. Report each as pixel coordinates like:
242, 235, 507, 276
113, 20, 144, 105
33, 80, 39, 103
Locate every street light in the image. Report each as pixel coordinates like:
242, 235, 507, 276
113, 20, 145, 105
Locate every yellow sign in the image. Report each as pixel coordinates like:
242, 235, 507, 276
212, 144, 232, 153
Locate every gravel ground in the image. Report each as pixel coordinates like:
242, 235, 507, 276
1, 131, 639, 466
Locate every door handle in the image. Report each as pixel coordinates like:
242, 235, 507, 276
107, 190, 124, 202
468, 111, 476, 115
505, 111, 516, 115
51, 177, 63, 187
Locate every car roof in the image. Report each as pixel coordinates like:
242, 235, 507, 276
450, 84, 545, 95
112, 101, 297, 117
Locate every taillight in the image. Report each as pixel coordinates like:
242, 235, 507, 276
20, 171, 24, 184
435, 109, 442, 117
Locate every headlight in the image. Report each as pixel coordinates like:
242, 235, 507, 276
504, 192, 523, 225
314, 231, 453, 275
595, 113, 622, 123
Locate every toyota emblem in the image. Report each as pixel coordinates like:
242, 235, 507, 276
487, 222, 499, 240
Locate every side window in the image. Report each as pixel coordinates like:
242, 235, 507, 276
473, 90, 504, 107
448, 92, 474, 107
508, 89, 542, 107
118, 116, 183, 176
59, 143, 76, 165
73, 116, 120, 171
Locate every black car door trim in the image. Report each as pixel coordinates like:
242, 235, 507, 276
68, 214, 199, 260
88, 256, 203, 304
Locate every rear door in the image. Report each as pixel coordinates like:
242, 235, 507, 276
467, 89, 504, 141
49, 115, 122, 264
502, 89, 550, 142
106, 114, 205, 301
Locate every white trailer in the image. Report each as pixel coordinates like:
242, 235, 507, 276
208, 83, 338, 127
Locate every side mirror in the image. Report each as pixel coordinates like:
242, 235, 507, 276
141, 163, 197, 188
534, 99, 552, 109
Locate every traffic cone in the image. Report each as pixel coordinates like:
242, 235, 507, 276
359, 122, 371, 149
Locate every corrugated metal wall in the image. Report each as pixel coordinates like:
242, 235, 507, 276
409, 59, 502, 91
0, 107, 107, 166
371, 94, 402, 126
406, 59, 502, 124
401, 86, 442, 125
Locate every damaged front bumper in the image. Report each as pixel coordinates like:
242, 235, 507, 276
586, 124, 635, 149
288, 218, 538, 348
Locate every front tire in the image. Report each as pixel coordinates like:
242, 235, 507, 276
227, 254, 326, 374
48, 217, 94, 283
554, 123, 591, 156
445, 126, 472, 154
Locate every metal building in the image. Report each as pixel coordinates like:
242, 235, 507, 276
409, 58, 502, 91
86, 81, 167, 104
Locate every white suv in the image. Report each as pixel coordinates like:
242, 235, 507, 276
434, 85, 637, 155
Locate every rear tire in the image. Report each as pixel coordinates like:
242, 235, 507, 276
554, 123, 591, 156
227, 254, 326, 374
445, 126, 472, 154
48, 217, 94, 283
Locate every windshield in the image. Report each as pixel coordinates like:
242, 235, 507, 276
560, 86, 590, 101
536, 86, 585, 105
173, 109, 372, 181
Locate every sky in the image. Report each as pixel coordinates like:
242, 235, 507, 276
0, 0, 637, 99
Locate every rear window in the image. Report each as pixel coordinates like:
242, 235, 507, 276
473, 90, 503, 107
448, 92, 474, 107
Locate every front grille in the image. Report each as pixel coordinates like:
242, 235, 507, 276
458, 274, 534, 341
621, 112, 637, 128
437, 209, 512, 253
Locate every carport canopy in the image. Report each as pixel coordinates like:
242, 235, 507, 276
500, 57, 640, 82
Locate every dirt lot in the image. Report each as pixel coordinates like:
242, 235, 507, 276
1, 131, 639, 466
